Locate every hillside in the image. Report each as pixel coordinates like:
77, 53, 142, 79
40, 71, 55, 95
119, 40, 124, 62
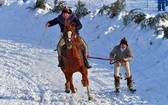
0, 0, 168, 105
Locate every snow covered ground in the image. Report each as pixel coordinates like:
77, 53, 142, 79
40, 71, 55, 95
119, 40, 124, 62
0, 0, 168, 105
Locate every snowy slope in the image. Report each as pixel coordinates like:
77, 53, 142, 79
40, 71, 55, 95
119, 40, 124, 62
0, 40, 146, 105
0, 0, 168, 105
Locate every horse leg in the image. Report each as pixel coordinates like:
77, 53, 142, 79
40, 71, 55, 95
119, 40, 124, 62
64, 73, 76, 93
80, 68, 93, 100
69, 75, 77, 93
86, 85, 93, 100
81, 68, 89, 87
65, 82, 70, 93
63, 72, 71, 93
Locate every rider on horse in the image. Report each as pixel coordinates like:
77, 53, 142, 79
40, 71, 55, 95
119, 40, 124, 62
45, 7, 91, 69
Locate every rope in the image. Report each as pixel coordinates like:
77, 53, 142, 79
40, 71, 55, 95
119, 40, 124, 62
39, 28, 46, 45
88, 56, 112, 61
88, 56, 124, 61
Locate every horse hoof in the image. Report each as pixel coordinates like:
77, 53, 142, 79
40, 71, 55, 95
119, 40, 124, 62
72, 88, 77, 93
81, 80, 88, 87
88, 96, 93, 101
65, 89, 70, 93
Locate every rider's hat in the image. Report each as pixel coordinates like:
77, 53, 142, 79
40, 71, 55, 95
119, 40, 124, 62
120, 37, 128, 46
62, 7, 72, 14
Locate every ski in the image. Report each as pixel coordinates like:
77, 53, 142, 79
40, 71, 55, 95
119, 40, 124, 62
114, 88, 136, 93
116, 90, 120, 93
115, 88, 120, 93
129, 88, 136, 93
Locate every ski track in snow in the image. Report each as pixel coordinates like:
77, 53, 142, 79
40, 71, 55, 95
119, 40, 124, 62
0, 40, 148, 105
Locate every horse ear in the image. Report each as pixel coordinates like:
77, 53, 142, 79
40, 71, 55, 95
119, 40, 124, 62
71, 22, 76, 27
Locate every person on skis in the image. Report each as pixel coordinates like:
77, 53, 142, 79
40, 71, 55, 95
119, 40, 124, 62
109, 38, 135, 92
45, 7, 91, 69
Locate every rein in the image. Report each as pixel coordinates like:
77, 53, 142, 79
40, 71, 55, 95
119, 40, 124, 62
88, 56, 112, 61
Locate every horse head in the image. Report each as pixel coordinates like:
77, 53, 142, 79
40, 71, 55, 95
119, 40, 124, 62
63, 20, 79, 49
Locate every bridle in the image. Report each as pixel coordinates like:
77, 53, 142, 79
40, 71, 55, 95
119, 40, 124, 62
66, 30, 74, 49
64, 21, 78, 49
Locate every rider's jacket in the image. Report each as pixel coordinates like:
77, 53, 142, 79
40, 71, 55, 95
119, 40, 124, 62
47, 14, 82, 33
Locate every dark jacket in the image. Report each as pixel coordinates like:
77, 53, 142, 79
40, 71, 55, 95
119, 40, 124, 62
47, 14, 82, 32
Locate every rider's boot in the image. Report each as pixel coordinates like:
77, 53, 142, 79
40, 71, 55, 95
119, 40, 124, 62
127, 76, 133, 90
114, 76, 120, 92
83, 55, 91, 69
58, 55, 64, 67
80, 38, 91, 69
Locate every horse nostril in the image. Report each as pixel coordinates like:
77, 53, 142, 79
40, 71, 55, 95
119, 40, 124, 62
67, 38, 71, 42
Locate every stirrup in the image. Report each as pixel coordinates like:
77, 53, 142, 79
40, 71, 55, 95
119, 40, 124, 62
84, 59, 91, 69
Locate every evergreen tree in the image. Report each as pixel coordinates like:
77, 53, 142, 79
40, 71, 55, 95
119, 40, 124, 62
35, 0, 46, 9
98, 0, 125, 18
52, 0, 66, 13
74, 0, 91, 19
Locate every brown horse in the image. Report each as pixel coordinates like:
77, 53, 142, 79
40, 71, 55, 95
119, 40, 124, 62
60, 20, 92, 100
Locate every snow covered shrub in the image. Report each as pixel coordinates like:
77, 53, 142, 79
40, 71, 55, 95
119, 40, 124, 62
52, 0, 66, 13
108, 0, 125, 18
123, 12, 133, 26
154, 12, 168, 39
156, 12, 168, 21
162, 26, 168, 39
98, 0, 125, 18
141, 12, 168, 30
98, 5, 109, 16
141, 17, 159, 29
133, 13, 146, 24
123, 9, 146, 26
74, 0, 91, 19
35, 0, 46, 9
34, 0, 51, 10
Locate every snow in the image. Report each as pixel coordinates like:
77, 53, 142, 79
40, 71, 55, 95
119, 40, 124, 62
0, 0, 168, 105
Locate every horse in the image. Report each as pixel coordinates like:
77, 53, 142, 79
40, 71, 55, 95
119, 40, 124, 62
60, 20, 92, 100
